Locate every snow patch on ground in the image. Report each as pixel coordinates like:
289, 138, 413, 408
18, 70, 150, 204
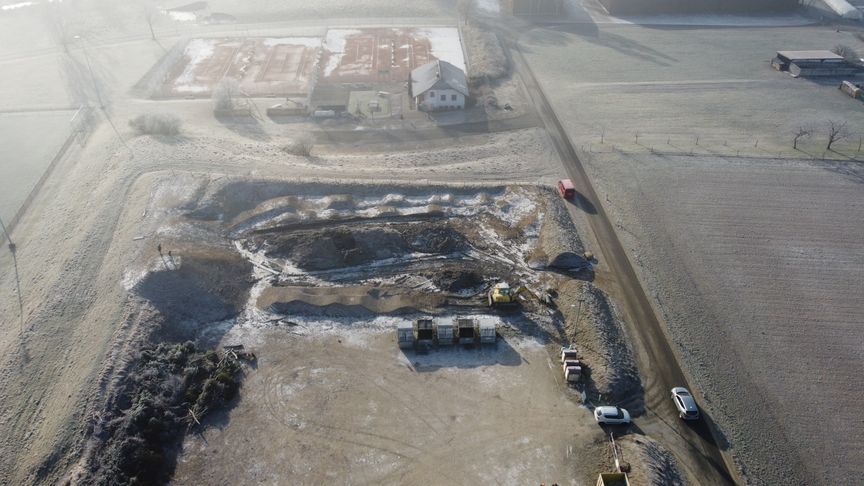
416, 27, 466, 71
477, 0, 500, 13
601, 13, 813, 27
175, 39, 217, 92
323, 29, 362, 76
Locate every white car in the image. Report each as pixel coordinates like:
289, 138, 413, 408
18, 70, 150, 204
671, 387, 700, 420
594, 406, 631, 425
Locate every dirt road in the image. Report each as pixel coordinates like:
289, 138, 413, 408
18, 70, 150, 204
511, 45, 739, 485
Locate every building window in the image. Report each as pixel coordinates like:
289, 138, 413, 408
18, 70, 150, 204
452, 94, 457, 101
440, 94, 446, 101
428, 91, 434, 99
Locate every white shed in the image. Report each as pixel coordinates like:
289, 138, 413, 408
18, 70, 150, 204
410, 60, 468, 112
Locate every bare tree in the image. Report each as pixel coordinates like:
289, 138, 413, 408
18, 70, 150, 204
826, 120, 849, 151
282, 133, 314, 157
793, 126, 811, 150
457, 0, 472, 26
832, 44, 860, 64
144, 7, 158, 41
212, 77, 241, 112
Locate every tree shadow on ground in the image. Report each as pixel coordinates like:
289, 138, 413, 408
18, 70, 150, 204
215, 114, 271, 142
521, 23, 678, 67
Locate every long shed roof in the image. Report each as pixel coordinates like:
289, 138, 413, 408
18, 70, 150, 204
411, 60, 468, 97
776, 50, 844, 61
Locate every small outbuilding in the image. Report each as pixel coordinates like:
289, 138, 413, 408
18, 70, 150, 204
772, 50, 858, 77
410, 60, 468, 112
310, 84, 351, 113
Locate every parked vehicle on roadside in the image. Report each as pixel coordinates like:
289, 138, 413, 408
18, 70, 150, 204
594, 406, 631, 425
671, 387, 700, 420
557, 179, 575, 199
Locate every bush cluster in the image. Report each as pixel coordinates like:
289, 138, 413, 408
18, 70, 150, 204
128, 113, 182, 136
88, 342, 242, 485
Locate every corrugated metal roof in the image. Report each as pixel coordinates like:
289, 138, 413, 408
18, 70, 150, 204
776, 50, 844, 61
411, 60, 468, 97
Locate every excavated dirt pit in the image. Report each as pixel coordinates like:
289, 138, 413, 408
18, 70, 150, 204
109, 178, 646, 484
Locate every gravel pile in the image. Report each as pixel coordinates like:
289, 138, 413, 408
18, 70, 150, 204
560, 280, 644, 413
618, 435, 686, 486
528, 193, 587, 270
249, 222, 470, 271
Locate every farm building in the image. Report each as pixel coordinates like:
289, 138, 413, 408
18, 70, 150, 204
599, 0, 797, 14
310, 84, 351, 113
410, 60, 468, 112
772, 50, 859, 77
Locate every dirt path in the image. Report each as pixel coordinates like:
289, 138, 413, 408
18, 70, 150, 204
510, 44, 739, 485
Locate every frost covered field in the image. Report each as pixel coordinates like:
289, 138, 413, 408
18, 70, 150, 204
585, 153, 864, 485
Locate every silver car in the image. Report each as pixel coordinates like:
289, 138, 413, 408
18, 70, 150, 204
594, 406, 631, 425
671, 387, 700, 420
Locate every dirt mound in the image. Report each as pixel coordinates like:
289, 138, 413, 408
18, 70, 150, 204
258, 285, 446, 314
402, 225, 468, 254
268, 301, 419, 318
185, 179, 507, 224
252, 222, 469, 272
432, 269, 485, 293
132, 247, 253, 341
529, 192, 587, 270
617, 435, 686, 486
559, 280, 643, 412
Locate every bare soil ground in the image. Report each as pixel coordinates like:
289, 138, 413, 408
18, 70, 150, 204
172, 330, 606, 485
584, 152, 864, 485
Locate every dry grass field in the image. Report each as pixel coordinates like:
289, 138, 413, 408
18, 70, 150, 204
583, 152, 864, 484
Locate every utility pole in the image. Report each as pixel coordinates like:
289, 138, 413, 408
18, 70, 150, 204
1, 215, 24, 335
0, 215, 13, 253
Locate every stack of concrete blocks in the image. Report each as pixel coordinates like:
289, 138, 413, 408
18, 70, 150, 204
561, 347, 582, 383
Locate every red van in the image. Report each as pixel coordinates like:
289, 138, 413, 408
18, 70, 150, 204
557, 179, 575, 199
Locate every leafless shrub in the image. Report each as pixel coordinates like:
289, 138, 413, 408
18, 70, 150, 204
212, 77, 241, 112
832, 44, 860, 63
793, 126, 812, 150
826, 120, 849, 151
281, 133, 314, 156
128, 112, 181, 136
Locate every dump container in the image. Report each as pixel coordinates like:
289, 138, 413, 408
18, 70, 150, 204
561, 348, 579, 363
565, 366, 582, 383
478, 318, 497, 344
397, 322, 414, 349
435, 318, 454, 345
416, 318, 435, 344
456, 318, 477, 345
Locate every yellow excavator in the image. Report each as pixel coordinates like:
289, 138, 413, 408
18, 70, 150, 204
487, 282, 528, 308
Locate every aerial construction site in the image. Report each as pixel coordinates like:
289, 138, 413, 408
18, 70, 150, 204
0, 1, 862, 485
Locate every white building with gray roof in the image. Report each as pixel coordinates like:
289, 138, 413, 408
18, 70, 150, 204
409, 60, 468, 112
